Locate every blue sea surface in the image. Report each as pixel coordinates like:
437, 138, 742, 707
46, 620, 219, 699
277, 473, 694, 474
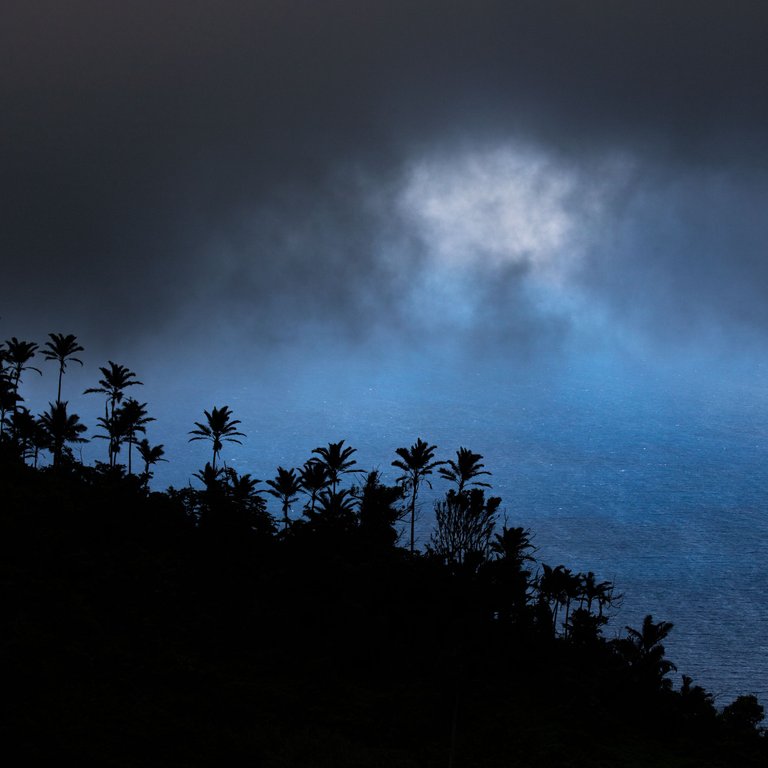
41, 352, 768, 708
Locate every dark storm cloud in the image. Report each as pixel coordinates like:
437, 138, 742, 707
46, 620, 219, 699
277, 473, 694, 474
3, 1, 768, 353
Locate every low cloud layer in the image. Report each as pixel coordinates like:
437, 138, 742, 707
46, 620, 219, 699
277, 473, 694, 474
4, 1, 768, 361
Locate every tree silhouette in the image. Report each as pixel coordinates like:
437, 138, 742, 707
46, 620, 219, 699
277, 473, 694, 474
224, 468, 273, 536
311, 440, 361, 493
42, 333, 84, 404
137, 438, 167, 483
721, 695, 765, 734
9, 406, 38, 464
487, 526, 537, 622
579, 571, 615, 618
0, 372, 20, 437
4, 337, 41, 406
439, 447, 492, 493
311, 488, 358, 532
84, 361, 143, 465
38, 400, 87, 466
538, 563, 581, 637
84, 361, 143, 410
266, 466, 302, 529
430, 488, 500, 568
355, 470, 405, 549
188, 405, 245, 469
116, 398, 154, 474
392, 438, 444, 554
616, 614, 677, 690
29, 414, 49, 468
298, 459, 329, 515
490, 525, 536, 567
194, 461, 225, 489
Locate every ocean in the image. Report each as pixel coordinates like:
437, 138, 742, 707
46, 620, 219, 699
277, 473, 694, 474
26, 350, 768, 708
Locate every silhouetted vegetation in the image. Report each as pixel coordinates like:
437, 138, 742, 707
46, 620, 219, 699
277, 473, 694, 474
1, 333, 766, 766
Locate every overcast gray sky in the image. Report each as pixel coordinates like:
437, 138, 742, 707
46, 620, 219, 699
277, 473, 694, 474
4, 1, 768, 367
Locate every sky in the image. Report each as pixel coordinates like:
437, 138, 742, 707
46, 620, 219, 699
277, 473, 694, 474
5, 1, 768, 701
4, 0, 768, 477
4, 0, 768, 366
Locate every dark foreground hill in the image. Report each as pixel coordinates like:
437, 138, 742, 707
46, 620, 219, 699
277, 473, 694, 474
2, 460, 765, 767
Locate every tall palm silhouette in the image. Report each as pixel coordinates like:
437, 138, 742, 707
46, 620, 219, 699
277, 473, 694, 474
84, 361, 143, 465
188, 405, 245, 469
266, 466, 302, 529
579, 571, 615, 618
38, 401, 87, 466
94, 412, 127, 467
488, 526, 537, 621
392, 438, 444, 554
4, 338, 41, 405
439, 447, 492, 493
85, 361, 143, 414
538, 563, 575, 636
116, 399, 155, 474
42, 333, 84, 404
311, 440, 361, 493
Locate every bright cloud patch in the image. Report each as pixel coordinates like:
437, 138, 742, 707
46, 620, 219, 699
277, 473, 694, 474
399, 145, 626, 291
394, 144, 633, 340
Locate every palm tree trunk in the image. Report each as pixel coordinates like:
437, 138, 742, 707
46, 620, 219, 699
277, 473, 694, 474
57, 364, 63, 404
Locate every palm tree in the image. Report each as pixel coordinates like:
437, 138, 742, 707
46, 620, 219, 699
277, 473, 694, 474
355, 470, 405, 548
193, 462, 226, 506
538, 563, 578, 636
579, 571, 615, 618
188, 405, 245, 469
38, 401, 87, 466
115, 398, 154, 474
439, 447, 492, 493
30, 415, 50, 468
42, 333, 84, 404
311, 440, 361, 492
225, 468, 263, 506
85, 361, 143, 412
224, 469, 273, 535
298, 459, 329, 514
9, 406, 37, 464
488, 526, 537, 621
4, 338, 41, 405
618, 614, 677, 688
312, 488, 358, 529
94, 412, 127, 467
392, 438, 445, 553
0, 375, 20, 437
490, 526, 536, 568
84, 361, 143, 464
266, 466, 302, 529
137, 438, 167, 482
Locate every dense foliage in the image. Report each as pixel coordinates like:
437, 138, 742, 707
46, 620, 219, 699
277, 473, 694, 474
1, 334, 765, 766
